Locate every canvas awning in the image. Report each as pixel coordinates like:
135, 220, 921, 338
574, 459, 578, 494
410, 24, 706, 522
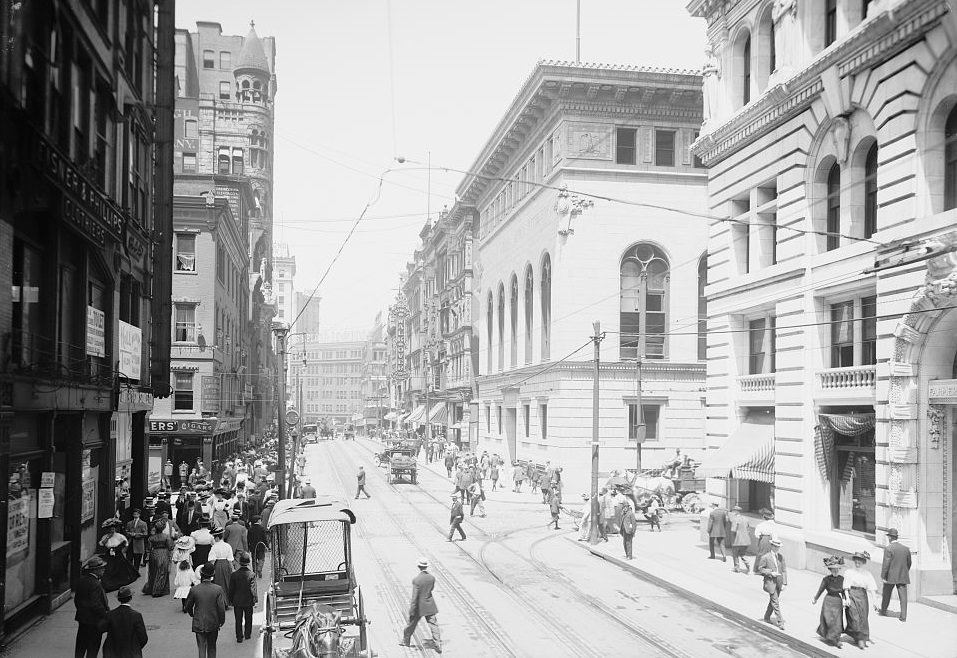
405, 405, 426, 424
428, 403, 448, 425
383, 411, 400, 421
697, 413, 775, 483
814, 413, 875, 479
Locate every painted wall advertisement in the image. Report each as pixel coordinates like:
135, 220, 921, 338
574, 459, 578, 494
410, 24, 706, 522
86, 306, 105, 357
118, 320, 142, 380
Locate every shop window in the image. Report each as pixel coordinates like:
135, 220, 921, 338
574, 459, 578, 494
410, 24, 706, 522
174, 372, 194, 410
616, 127, 637, 165
203, 49, 214, 68
831, 422, 876, 535
655, 129, 675, 167
7, 459, 41, 615
620, 243, 669, 360
175, 234, 196, 271
174, 304, 196, 342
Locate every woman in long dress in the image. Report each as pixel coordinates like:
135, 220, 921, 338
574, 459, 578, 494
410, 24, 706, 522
813, 556, 847, 647
142, 521, 173, 597
844, 551, 879, 649
98, 519, 139, 592
207, 527, 235, 600
210, 490, 231, 530
190, 518, 213, 568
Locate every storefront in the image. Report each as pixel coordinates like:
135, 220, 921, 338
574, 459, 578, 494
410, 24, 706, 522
113, 388, 153, 517
147, 417, 244, 491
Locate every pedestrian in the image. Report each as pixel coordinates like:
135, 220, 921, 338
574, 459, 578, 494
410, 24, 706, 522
512, 461, 524, 492
707, 502, 729, 562
174, 558, 201, 612
125, 509, 148, 569
246, 516, 268, 579
879, 527, 911, 622
172, 535, 197, 582
753, 507, 777, 574
844, 551, 879, 649
399, 557, 442, 652
223, 513, 248, 556
227, 552, 257, 643
298, 477, 317, 499
813, 555, 846, 647
74, 556, 110, 658
620, 501, 637, 559
208, 528, 235, 596
646, 495, 662, 532
729, 505, 751, 573
758, 538, 787, 630
600, 487, 616, 536
447, 493, 466, 542
444, 453, 455, 479
98, 519, 139, 592
355, 466, 371, 499
163, 459, 174, 489
540, 470, 552, 504
185, 562, 227, 658
468, 480, 486, 517
548, 490, 561, 530
489, 460, 499, 492
525, 461, 535, 495
190, 518, 214, 568
142, 521, 173, 597
102, 586, 148, 658
577, 494, 593, 541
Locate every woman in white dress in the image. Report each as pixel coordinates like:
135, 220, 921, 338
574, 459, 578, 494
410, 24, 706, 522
98, 519, 139, 592
208, 527, 235, 600
843, 550, 879, 649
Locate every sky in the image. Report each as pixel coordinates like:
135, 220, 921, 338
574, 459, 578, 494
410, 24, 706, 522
174, 0, 707, 334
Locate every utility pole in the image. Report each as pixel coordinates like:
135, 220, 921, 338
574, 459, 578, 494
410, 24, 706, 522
272, 324, 288, 499
588, 322, 604, 545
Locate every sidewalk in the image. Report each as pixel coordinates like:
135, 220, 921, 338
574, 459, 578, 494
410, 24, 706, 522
569, 523, 957, 658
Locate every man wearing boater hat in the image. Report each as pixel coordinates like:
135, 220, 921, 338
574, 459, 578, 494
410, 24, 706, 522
879, 527, 912, 622
399, 557, 442, 653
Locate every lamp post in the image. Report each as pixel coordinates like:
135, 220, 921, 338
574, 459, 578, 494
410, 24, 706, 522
271, 322, 289, 499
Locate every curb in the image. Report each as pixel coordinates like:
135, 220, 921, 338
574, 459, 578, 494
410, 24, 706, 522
568, 536, 836, 658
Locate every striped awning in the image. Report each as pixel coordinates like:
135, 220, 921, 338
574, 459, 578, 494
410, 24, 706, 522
428, 403, 448, 425
697, 413, 775, 483
405, 405, 426, 424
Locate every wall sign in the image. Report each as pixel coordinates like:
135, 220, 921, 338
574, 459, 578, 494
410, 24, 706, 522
6, 496, 30, 558
86, 307, 106, 357
929, 379, 957, 400
118, 321, 142, 380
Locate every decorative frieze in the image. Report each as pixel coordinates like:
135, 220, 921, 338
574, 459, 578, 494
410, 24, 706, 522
928, 405, 945, 449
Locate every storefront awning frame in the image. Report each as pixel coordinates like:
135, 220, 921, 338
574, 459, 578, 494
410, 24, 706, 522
697, 413, 775, 483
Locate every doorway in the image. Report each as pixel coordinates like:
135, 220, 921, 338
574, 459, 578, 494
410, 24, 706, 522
505, 407, 517, 463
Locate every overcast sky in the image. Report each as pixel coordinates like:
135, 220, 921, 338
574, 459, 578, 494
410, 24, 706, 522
175, 0, 706, 334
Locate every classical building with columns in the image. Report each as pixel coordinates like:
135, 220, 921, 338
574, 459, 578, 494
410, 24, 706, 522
688, 0, 957, 600
463, 61, 709, 492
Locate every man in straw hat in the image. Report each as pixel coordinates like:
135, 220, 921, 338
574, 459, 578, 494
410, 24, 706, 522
102, 586, 148, 658
399, 557, 442, 653
757, 538, 787, 629
879, 527, 912, 622
185, 562, 227, 658
74, 555, 109, 657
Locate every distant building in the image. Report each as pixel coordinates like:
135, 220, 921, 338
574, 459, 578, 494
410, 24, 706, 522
359, 315, 389, 432
273, 243, 296, 325
296, 332, 367, 426
294, 291, 323, 336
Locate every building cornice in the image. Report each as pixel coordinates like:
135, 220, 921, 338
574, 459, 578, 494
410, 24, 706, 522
477, 360, 705, 389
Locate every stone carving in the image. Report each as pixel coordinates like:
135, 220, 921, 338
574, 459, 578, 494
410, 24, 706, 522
888, 464, 903, 493
555, 185, 595, 236
702, 45, 722, 126
771, 0, 798, 80
914, 232, 957, 307
928, 405, 945, 450
831, 116, 851, 164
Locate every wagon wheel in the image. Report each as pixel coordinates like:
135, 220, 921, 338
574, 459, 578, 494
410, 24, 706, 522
357, 585, 369, 652
680, 492, 701, 515
263, 592, 274, 657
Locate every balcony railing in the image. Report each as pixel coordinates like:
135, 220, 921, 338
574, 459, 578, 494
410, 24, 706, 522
817, 365, 876, 390
737, 373, 775, 392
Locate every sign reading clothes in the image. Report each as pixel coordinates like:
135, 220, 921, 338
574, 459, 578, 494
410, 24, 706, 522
86, 307, 106, 357
118, 321, 142, 380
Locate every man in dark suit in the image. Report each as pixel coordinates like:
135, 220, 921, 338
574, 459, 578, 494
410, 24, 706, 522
447, 493, 466, 542
178, 491, 200, 534
879, 527, 912, 622
74, 556, 110, 658
707, 502, 730, 562
246, 516, 269, 579
620, 503, 637, 560
185, 562, 227, 658
399, 558, 442, 653
227, 552, 257, 642
757, 538, 787, 629
103, 586, 148, 658
154, 491, 173, 520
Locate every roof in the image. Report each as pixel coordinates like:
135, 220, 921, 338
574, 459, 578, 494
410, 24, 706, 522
235, 22, 270, 74
266, 496, 356, 529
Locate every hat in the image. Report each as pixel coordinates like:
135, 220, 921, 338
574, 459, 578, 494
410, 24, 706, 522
101, 518, 119, 529
416, 557, 429, 569
732, 505, 743, 512
760, 507, 774, 519
238, 553, 251, 566
304, 477, 311, 484
117, 586, 133, 603
132, 508, 142, 514
175, 536, 194, 550
211, 527, 224, 537
852, 551, 871, 562
83, 556, 108, 571
769, 539, 782, 547
887, 528, 899, 539
200, 562, 216, 578
823, 555, 844, 568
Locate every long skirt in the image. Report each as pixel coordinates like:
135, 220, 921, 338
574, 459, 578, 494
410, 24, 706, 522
142, 548, 171, 597
192, 543, 212, 568
212, 558, 233, 593
100, 550, 139, 592
816, 594, 845, 643
845, 587, 871, 642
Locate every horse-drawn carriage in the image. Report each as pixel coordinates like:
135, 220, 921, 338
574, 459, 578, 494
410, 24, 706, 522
263, 497, 371, 658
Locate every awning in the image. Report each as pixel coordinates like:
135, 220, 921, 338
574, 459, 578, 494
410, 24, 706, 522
383, 411, 400, 422
428, 403, 448, 425
814, 413, 875, 480
697, 413, 775, 483
405, 405, 426, 424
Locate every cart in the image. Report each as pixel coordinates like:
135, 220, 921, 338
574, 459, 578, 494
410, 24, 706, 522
263, 497, 371, 658
387, 448, 417, 485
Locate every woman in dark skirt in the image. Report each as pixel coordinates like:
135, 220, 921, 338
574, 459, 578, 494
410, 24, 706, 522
141, 521, 173, 597
98, 519, 139, 592
843, 551, 879, 649
813, 556, 847, 647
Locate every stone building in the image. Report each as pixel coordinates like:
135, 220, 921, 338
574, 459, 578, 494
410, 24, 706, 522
688, 0, 957, 599
0, 0, 175, 634
464, 61, 708, 491
297, 332, 367, 428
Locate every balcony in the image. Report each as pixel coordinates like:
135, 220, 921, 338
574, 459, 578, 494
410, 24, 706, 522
815, 365, 876, 403
171, 344, 224, 364
736, 373, 775, 406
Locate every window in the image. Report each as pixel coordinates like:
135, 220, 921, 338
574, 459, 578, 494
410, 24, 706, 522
749, 317, 776, 374
485, 405, 491, 432
174, 304, 196, 342
945, 106, 957, 211
524, 404, 530, 437
220, 51, 231, 69
219, 81, 230, 100
497, 284, 505, 371
486, 292, 494, 373
830, 421, 876, 535
218, 150, 230, 174
509, 275, 518, 367
540, 404, 548, 440
864, 143, 878, 238
826, 163, 841, 251
182, 153, 197, 173
830, 301, 854, 367
628, 404, 660, 440
743, 35, 752, 105
616, 127, 637, 165
861, 296, 877, 366
497, 405, 502, 434
697, 256, 707, 361
541, 255, 551, 360
524, 266, 534, 363
825, 0, 838, 46
620, 244, 669, 360
185, 119, 198, 139
232, 149, 244, 175
174, 372, 194, 410
692, 131, 705, 169
12, 240, 44, 366
175, 234, 196, 271
655, 130, 675, 167
203, 50, 215, 68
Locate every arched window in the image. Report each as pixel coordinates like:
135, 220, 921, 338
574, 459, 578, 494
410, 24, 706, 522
743, 35, 752, 105
497, 283, 505, 371
697, 255, 707, 361
524, 265, 533, 363
864, 143, 878, 238
509, 274, 518, 367
620, 244, 669, 360
540, 255, 551, 360
486, 292, 493, 373
827, 163, 841, 250
946, 106, 957, 211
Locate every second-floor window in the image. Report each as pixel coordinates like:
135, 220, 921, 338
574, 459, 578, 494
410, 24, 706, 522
655, 130, 675, 167
830, 296, 876, 368
174, 372, 194, 410
174, 304, 196, 342
620, 244, 669, 360
616, 127, 637, 165
749, 316, 776, 374
219, 81, 230, 100
176, 234, 196, 271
